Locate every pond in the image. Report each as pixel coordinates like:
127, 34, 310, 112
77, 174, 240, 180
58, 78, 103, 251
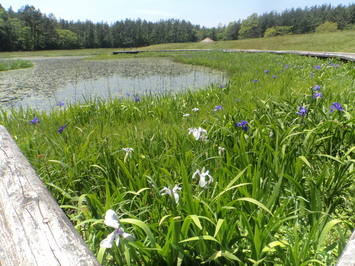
0, 57, 227, 111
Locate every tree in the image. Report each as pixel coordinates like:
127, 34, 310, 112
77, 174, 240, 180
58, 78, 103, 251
224, 21, 241, 40
239, 13, 260, 39
0, 6, 13, 50
18, 5, 46, 50
1, 3, 354, 51
56, 28, 79, 49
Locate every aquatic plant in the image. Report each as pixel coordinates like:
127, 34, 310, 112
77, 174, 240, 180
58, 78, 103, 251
1, 51, 353, 265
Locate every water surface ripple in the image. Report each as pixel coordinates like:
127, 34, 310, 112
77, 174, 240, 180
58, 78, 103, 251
0, 57, 226, 111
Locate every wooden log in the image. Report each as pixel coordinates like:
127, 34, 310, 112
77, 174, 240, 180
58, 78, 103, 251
337, 230, 355, 266
0, 125, 100, 266
112, 50, 143, 54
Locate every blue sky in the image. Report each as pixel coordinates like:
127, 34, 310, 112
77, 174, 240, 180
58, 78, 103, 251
1, 0, 353, 27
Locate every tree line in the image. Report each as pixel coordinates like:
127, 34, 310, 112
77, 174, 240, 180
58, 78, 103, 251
0, 3, 354, 51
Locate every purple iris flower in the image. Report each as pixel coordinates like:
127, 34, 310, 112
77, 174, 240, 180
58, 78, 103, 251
272, 75, 278, 79
312, 92, 324, 99
58, 124, 68, 133
330, 102, 344, 113
264, 70, 270, 73
134, 96, 141, 102
314, 65, 321, 70
214, 105, 223, 111
57, 101, 64, 107
313, 85, 321, 91
236, 120, 248, 132
253, 79, 258, 83
30, 117, 40, 124
296, 106, 308, 116
219, 84, 225, 88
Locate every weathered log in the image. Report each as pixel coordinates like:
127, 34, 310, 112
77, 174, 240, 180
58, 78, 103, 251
337, 230, 355, 266
0, 125, 100, 266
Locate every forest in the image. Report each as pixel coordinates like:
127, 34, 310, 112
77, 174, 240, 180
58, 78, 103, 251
0, 3, 354, 51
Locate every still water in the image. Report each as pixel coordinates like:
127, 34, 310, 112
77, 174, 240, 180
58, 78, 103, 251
0, 57, 227, 111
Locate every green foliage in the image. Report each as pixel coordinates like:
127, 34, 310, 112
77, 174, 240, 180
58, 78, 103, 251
0, 51, 354, 265
0, 3, 354, 51
238, 13, 260, 39
0, 59, 33, 71
224, 21, 241, 40
264, 27, 277, 37
56, 29, 80, 49
264, 26, 293, 37
316, 21, 339, 33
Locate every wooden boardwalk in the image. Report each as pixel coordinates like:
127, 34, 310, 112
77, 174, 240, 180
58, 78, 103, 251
113, 49, 355, 62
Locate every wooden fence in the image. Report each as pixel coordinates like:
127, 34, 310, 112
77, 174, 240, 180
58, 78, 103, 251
0, 125, 100, 265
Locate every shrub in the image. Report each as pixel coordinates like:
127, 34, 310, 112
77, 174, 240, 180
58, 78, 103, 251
264, 26, 293, 37
264, 27, 277, 37
315, 21, 338, 33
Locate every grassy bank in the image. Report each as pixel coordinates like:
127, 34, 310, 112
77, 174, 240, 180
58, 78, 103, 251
144, 30, 355, 53
1, 50, 354, 265
0, 59, 33, 71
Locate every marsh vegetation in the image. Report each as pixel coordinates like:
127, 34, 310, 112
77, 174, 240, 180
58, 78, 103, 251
0, 51, 354, 265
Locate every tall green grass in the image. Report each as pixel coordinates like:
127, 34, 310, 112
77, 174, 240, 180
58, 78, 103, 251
0, 51, 354, 265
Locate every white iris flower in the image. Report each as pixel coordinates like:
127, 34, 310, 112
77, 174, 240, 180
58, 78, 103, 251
122, 147, 134, 155
192, 168, 214, 188
160, 184, 182, 203
188, 127, 207, 141
100, 209, 135, 248
218, 146, 226, 155
122, 147, 134, 163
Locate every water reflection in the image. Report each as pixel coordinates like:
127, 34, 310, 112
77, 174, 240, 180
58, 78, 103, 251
0, 57, 226, 111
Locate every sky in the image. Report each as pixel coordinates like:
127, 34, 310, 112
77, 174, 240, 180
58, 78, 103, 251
0, 0, 353, 27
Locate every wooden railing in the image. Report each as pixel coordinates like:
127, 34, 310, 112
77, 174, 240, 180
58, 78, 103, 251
0, 125, 100, 265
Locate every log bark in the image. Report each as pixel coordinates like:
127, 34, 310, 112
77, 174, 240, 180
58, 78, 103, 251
337, 230, 355, 266
0, 125, 100, 266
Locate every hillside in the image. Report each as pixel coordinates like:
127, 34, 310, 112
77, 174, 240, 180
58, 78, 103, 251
142, 30, 355, 53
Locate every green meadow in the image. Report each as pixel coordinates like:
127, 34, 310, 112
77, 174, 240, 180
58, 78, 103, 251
0, 41, 354, 265
143, 30, 355, 53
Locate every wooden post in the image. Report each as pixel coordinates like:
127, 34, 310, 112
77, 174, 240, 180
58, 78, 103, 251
0, 125, 100, 266
337, 230, 355, 266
